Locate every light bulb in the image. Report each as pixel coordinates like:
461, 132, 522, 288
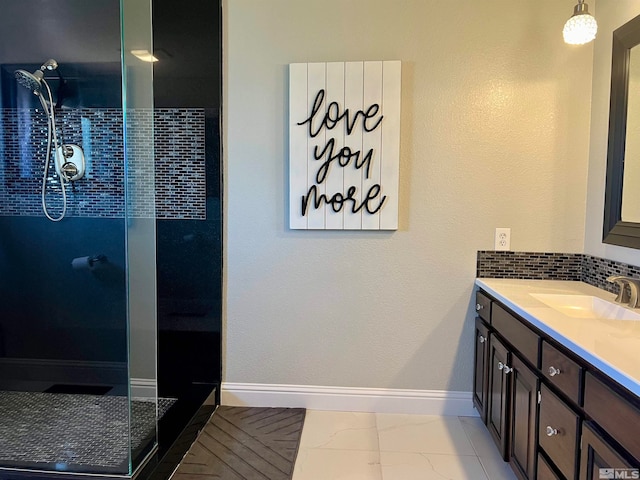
563, 1, 597, 45
563, 13, 597, 44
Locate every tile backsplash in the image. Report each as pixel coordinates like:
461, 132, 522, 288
581, 255, 640, 294
476, 251, 582, 281
477, 250, 640, 294
0, 107, 206, 219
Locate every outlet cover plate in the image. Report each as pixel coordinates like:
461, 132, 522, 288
495, 228, 511, 251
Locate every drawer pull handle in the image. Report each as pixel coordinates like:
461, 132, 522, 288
498, 362, 513, 374
548, 366, 561, 377
479, 335, 486, 344
476, 304, 484, 312
546, 426, 559, 437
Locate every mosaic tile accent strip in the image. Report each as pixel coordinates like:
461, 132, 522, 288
0, 391, 175, 470
581, 255, 640, 294
476, 251, 582, 280
0, 108, 205, 219
154, 109, 206, 220
477, 251, 640, 295
126, 109, 156, 219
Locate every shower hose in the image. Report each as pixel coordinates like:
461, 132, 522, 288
38, 78, 67, 222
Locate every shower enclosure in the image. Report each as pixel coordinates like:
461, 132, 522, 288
0, 0, 160, 477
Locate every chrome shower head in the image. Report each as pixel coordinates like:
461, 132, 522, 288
14, 58, 59, 96
14, 69, 44, 95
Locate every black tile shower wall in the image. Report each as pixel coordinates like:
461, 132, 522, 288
476, 251, 583, 280
477, 251, 640, 293
0, 216, 127, 364
0, 108, 205, 219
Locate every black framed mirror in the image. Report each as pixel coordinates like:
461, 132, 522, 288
604, 13, 640, 248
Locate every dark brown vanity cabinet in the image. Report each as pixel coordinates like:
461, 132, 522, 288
476, 293, 539, 479
583, 373, 640, 462
473, 291, 492, 423
539, 384, 580, 480
509, 355, 539, 480
485, 330, 539, 479
474, 289, 639, 480
580, 423, 635, 480
473, 316, 490, 423
539, 453, 563, 480
541, 341, 582, 405
487, 334, 511, 460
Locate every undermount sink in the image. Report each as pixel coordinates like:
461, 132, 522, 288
530, 293, 640, 320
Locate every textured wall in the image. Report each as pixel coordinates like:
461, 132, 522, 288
584, 1, 640, 266
224, 0, 593, 391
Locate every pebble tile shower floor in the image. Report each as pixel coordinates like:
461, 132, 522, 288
0, 392, 175, 470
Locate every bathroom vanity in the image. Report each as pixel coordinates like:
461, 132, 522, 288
474, 279, 640, 480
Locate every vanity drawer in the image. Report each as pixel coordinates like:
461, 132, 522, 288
584, 373, 640, 460
541, 341, 583, 405
579, 422, 637, 480
475, 291, 491, 323
491, 304, 539, 366
537, 453, 562, 480
539, 384, 579, 480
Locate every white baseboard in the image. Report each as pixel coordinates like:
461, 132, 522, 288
221, 383, 478, 417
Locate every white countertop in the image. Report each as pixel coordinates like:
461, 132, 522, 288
475, 278, 640, 397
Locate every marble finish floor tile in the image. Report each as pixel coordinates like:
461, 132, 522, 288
292, 448, 382, 480
376, 413, 476, 455
289, 410, 518, 480
458, 416, 501, 458
299, 411, 379, 451
380, 451, 489, 480
458, 416, 518, 480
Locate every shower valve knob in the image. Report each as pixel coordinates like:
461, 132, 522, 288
61, 162, 78, 179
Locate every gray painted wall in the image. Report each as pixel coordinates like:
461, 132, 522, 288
224, 0, 593, 391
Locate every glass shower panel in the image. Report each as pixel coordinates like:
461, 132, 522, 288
0, 0, 157, 477
122, 0, 158, 473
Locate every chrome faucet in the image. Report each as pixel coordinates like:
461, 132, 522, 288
606, 276, 640, 308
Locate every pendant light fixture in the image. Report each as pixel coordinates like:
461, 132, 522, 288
563, 0, 597, 45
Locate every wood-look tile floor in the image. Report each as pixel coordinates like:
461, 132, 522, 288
172, 406, 306, 480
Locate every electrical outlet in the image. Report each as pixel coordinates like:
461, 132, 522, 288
495, 228, 511, 251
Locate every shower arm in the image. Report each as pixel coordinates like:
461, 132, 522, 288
40, 68, 66, 110
51, 68, 66, 110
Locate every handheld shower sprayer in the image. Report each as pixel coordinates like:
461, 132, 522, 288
14, 59, 84, 222
13, 60, 59, 96
14, 69, 44, 95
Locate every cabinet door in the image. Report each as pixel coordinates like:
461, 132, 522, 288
580, 422, 637, 480
473, 317, 490, 423
509, 355, 539, 480
487, 334, 511, 461
539, 384, 579, 480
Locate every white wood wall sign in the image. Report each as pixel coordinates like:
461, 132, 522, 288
289, 61, 401, 230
